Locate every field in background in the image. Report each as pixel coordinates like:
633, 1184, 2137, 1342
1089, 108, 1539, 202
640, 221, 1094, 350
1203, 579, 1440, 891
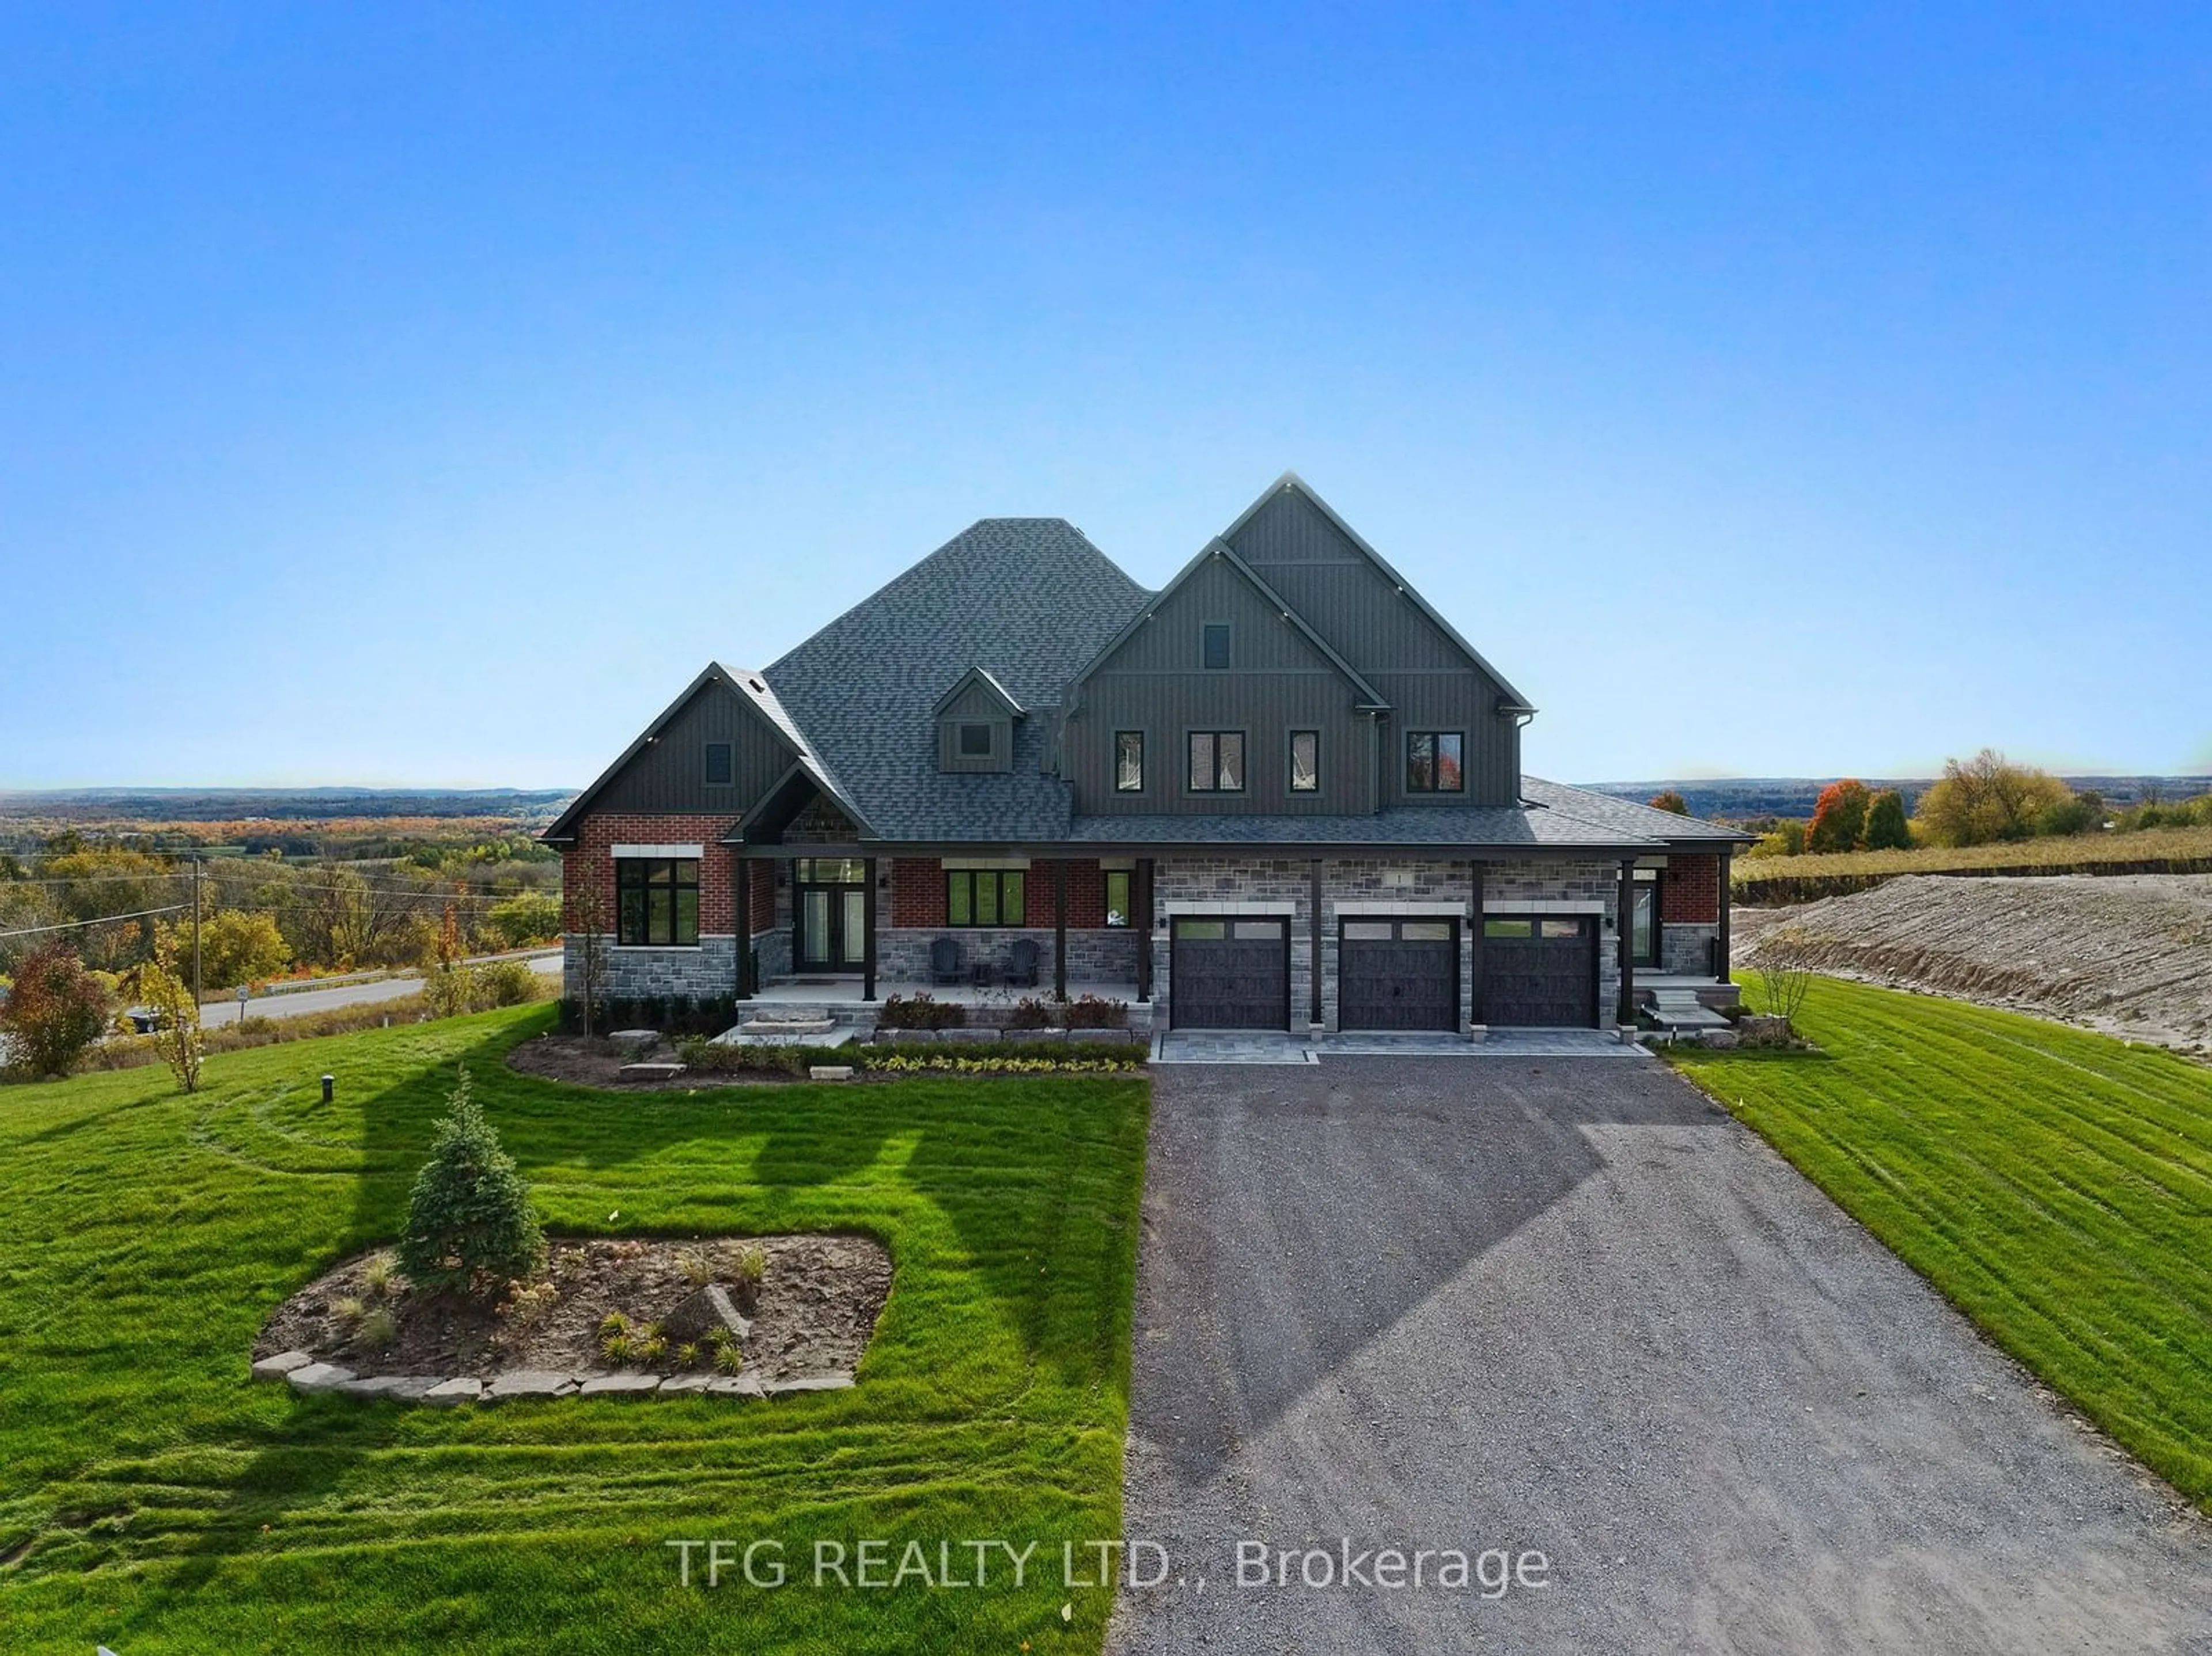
1733, 824, 2212, 905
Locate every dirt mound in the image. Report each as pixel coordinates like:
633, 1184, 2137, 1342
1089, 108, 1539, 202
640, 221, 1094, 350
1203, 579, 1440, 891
1734, 873, 2212, 1056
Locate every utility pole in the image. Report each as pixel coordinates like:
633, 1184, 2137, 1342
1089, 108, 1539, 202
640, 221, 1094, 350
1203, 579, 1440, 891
191, 858, 203, 1005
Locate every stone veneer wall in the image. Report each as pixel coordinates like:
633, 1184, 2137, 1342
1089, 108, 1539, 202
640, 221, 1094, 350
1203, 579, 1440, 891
874, 926, 1141, 988
1659, 923, 1719, 976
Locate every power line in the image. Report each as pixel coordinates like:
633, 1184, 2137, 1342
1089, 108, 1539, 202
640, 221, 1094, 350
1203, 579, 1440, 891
0, 904, 191, 939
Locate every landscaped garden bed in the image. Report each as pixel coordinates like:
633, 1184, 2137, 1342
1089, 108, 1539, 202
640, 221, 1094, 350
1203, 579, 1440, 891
505, 1027, 1148, 1088
254, 1232, 890, 1399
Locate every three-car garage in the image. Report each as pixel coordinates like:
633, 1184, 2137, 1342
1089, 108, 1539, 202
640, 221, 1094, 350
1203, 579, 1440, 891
1166, 908, 1604, 1031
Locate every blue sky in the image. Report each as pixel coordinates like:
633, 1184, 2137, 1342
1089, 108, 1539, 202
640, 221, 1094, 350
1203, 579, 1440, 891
2, 5, 2207, 789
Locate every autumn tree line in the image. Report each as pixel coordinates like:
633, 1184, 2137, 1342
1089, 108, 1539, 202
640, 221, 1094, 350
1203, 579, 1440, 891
1719, 749, 2212, 858
0, 833, 563, 992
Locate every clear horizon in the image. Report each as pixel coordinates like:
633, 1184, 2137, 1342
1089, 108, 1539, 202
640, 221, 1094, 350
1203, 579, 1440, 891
3, 7, 2209, 789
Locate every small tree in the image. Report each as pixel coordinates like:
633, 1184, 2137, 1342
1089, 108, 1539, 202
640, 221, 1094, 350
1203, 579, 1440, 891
566, 878, 609, 1037
137, 943, 204, 1093
1648, 789, 1691, 816
1805, 779, 1872, 853
0, 940, 112, 1078
1862, 789, 1912, 851
397, 1068, 544, 1298
1752, 924, 1815, 1027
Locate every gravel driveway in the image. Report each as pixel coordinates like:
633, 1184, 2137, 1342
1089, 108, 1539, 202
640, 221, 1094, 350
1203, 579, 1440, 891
1109, 1056, 2212, 1655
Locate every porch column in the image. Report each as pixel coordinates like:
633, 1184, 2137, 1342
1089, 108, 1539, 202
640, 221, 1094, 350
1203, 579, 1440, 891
1468, 858, 1485, 1028
1052, 857, 1069, 1002
1717, 850, 1733, 982
1617, 858, 1637, 1026
1135, 858, 1154, 1003
1308, 858, 1324, 1026
734, 850, 752, 1000
862, 857, 878, 1002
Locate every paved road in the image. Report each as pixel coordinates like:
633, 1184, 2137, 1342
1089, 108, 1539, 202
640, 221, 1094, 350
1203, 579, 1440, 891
203, 950, 562, 1025
1109, 1056, 2212, 1655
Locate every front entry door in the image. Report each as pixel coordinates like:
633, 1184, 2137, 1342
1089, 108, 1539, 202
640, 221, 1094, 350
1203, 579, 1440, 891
793, 859, 869, 971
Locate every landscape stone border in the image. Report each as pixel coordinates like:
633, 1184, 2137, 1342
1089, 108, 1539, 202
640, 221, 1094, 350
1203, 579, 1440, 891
252, 1349, 853, 1405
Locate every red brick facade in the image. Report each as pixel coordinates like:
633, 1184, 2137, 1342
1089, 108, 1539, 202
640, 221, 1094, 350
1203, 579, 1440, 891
1661, 855, 1721, 924
561, 813, 778, 935
888, 857, 1112, 927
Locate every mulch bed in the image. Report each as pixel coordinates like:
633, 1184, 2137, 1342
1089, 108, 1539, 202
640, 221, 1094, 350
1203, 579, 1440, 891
256, 1234, 892, 1384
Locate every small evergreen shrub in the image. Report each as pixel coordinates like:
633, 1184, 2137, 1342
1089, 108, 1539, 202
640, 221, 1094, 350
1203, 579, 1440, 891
396, 1068, 545, 1299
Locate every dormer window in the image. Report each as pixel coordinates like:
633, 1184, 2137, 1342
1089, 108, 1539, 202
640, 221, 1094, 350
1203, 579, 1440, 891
934, 666, 1023, 774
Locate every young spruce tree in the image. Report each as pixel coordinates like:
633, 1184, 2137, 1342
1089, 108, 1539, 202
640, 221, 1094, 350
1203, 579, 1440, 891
398, 1068, 544, 1298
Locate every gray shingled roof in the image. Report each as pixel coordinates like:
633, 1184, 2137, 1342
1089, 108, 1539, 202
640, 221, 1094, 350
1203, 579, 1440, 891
763, 519, 1152, 841
1061, 776, 1749, 851
1520, 776, 1751, 844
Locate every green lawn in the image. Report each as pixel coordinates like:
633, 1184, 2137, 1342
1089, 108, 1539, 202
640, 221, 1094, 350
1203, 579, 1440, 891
1672, 976, 2212, 1510
0, 1006, 1150, 1654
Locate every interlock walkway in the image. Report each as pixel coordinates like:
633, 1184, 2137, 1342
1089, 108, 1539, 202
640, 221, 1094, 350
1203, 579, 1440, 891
1152, 1029, 1648, 1063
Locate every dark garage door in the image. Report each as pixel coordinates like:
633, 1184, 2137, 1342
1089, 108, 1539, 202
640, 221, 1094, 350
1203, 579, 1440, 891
1482, 915, 1597, 1028
1339, 918, 1459, 1030
1171, 916, 1290, 1029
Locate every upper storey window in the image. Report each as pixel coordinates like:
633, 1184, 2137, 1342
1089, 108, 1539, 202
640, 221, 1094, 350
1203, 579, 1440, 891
1189, 730, 1245, 792
1202, 623, 1231, 670
1115, 730, 1145, 791
1406, 731, 1465, 794
958, 722, 994, 757
1289, 730, 1319, 793
704, 742, 734, 786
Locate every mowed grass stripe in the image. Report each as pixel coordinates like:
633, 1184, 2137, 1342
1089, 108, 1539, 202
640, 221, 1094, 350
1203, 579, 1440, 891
0, 1004, 1150, 1653
1673, 976, 2212, 1510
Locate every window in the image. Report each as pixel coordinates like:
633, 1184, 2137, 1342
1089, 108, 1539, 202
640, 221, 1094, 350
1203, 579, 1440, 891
1483, 917, 1533, 939
1406, 731, 1465, 793
946, 868, 1025, 927
958, 722, 994, 757
615, 858, 700, 947
1203, 623, 1231, 670
1187, 730, 1245, 792
703, 742, 733, 786
1289, 730, 1319, 793
1115, 730, 1145, 792
1632, 872, 1661, 967
794, 858, 866, 884
1104, 869, 1131, 927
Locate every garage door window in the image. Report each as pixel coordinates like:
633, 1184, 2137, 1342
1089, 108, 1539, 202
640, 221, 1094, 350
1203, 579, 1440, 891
1484, 918, 1533, 939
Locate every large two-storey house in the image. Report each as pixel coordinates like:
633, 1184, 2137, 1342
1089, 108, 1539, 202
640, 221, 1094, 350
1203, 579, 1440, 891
544, 475, 1747, 1033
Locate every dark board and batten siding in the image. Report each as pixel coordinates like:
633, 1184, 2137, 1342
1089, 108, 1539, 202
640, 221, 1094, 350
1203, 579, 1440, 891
1224, 486, 1522, 807
935, 677, 1017, 774
586, 680, 796, 816
1065, 553, 1378, 816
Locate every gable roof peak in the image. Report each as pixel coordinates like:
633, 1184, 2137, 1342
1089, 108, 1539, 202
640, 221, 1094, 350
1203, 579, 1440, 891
932, 665, 1027, 719
1219, 471, 1537, 715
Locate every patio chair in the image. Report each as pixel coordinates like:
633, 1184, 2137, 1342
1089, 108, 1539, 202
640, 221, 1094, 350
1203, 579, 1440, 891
1004, 938, 1041, 988
929, 936, 965, 986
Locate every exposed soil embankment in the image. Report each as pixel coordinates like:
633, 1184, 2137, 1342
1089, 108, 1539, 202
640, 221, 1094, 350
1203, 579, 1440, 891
1734, 873, 2212, 1057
